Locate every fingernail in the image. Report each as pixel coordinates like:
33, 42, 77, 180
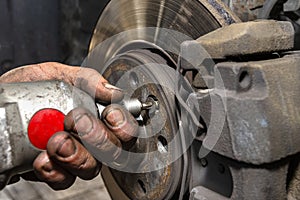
75, 114, 93, 136
104, 109, 125, 127
103, 82, 123, 92
56, 137, 76, 158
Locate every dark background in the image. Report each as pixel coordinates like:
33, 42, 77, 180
0, 0, 109, 75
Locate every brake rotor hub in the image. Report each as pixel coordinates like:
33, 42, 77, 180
101, 48, 183, 200
83, 0, 240, 199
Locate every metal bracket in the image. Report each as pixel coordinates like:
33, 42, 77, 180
196, 20, 294, 58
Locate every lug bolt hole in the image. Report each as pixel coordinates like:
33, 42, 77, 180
239, 70, 251, 89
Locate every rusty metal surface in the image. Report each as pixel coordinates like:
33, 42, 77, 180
178, 20, 300, 198
179, 23, 300, 197
100, 49, 183, 200
252, 0, 300, 51
189, 53, 300, 164
190, 143, 289, 200
197, 20, 294, 59
197, 0, 241, 25
224, 0, 267, 21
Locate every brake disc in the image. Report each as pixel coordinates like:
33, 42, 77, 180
89, 0, 240, 64
84, 0, 240, 199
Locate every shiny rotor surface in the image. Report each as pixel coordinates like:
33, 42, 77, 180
89, 0, 239, 64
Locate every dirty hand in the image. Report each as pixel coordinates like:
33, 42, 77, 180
0, 62, 138, 190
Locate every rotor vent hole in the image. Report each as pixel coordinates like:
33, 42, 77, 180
129, 72, 139, 88
239, 71, 251, 89
157, 136, 168, 153
138, 179, 147, 194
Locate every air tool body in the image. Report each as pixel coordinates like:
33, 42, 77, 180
0, 80, 149, 189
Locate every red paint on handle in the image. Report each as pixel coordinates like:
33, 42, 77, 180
28, 109, 65, 150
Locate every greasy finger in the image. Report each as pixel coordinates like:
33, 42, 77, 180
0, 62, 123, 103
64, 108, 123, 162
102, 104, 139, 142
46, 132, 101, 180
33, 152, 76, 190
